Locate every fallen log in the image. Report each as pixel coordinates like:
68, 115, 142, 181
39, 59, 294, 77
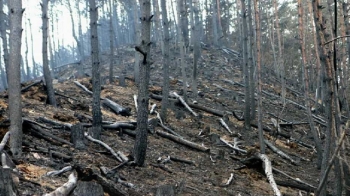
28, 122, 73, 146
43, 172, 77, 196
0, 167, 18, 195
38, 117, 73, 130
46, 166, 73, 177
0, 131, 10, 152
256, 153, 281, 196
85, 133, 128, 162
74, 164, 128, 196
171, 92, 198, 117
22, 140, 73, 161
155, 129, 210, 152
102, 98, 131, 116
74, 81, 92, 95
264, 140, 298, 165
102, 122, 136, 130
150, 93, 224, 117
72, 181, 104, 196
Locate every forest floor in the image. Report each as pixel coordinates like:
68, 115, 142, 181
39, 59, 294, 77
0, 44, 340, 195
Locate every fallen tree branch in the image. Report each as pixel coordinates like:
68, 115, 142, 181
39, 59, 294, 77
38, 117, 73, 129
220, 137, 247, 154
102, 122, 136, 130
85, 132, 128, 162
171, 92, 198, 117
46, 166, 73, 177
102, 98, 131, 116
272, 167, 316, 189
264, 140, 298, 165
43, 172, 77, 196
219, 118, 233, 135
256, 153, 281, 196
316, 130, 346, 195
74, 81, 92, 95
155, 129, 209, 152
0, 131, 10, 152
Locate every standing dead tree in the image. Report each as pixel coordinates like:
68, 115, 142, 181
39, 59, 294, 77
133, 0, 152, 166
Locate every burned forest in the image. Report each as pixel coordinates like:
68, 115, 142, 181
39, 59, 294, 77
0, 0, 349, 196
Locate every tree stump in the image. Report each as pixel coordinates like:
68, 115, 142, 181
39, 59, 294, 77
0, 168, 18, 196
72, 181, 104, 196
71, 123, 86, 150
155, 184, 175, 196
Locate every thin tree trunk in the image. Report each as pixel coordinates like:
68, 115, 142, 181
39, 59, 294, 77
42, 0, 57, 107
28, 19, 37, 78
160, 0, 170, 121
0, 0, 8, 88
273, 0, 285, 105
191, 0, 200, 98
312, 1, 337, 195
89, 0, 102, 139
133, 0, 152, 166
299, 0, 323, 169
248, 0, 256, 119
253, 0, 265, 154
308, 2, 322, 101
177, 0, 187, 101
241, 0, 251, 130
108, 0, 115, 84
67, 0, 83, 76
8, 0, 23, 158
24, 19, 30, 80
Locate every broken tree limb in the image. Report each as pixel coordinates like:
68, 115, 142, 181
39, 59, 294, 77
102, 122, 135, 130
316, 130, 347, 196
133, 94, 138, 112
256, 153, 281, 196
0, 131, 10, 152
84, 132, 128, 162
46, 166, 73, 177
43, 172, 77, 196
150, 103, 156, 114
155, 129, 209, 152
272, 167, 316, 190
219, 118, 233, 135
155, 112, 183, 138
150, 93, 224, 117
27, 143, 73, 162
171, 92, 198, 117
28, 122, 73, 146
264, 140, 298, 165
21, 80, 43, 93
102, 98, 131, 116
169, 156, 195, 165
74, 81, 93, 95
38, 116, 73, 129
219, 137, 247, 154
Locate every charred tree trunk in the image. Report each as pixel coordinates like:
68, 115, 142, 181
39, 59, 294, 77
89, 0, 102, 139
299, 0, 323, 169
253, 0, 265, 154
8, 0, 23, 158
312, 0, 337, 195
160, 0, 170, 121
133, 0, 152, 166
241, 0, 251, 130
0, 0, 8, 89
42, 0, 57, 107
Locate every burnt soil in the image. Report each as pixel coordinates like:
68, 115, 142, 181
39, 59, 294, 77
0, 45, 336, 196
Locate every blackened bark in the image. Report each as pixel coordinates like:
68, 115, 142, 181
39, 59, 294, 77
133, 0, 151, 166
0, 0, 8, 89
89, 0, 102, 139
160, 0, 170, 121
42, 0, 57, 107
8, 0, 23, 158
241, 0, 251, 130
